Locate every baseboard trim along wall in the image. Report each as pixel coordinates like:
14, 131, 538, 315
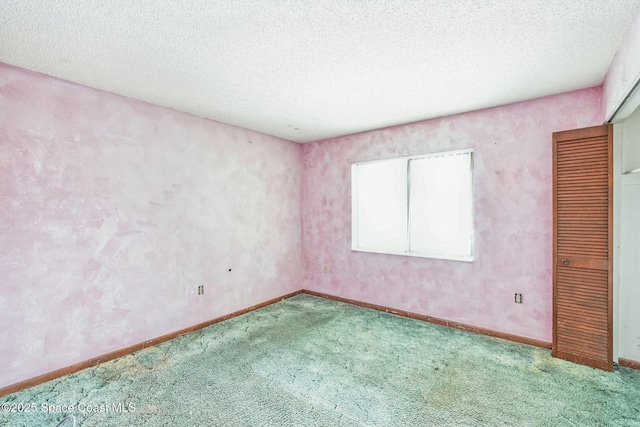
303, 290, 553, 350
0, 290, 303, 398
619, 358, 640, 370
4, 289, 637, 398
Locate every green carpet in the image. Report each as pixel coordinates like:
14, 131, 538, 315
2, 294, 639, 426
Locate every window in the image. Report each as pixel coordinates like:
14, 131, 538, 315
351, 149, 473, 261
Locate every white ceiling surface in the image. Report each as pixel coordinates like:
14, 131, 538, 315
1, 1, 640, 143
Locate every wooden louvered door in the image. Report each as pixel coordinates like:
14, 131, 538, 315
552, 124, 613, 371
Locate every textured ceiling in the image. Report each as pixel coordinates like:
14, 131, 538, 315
1, 1, 640, 143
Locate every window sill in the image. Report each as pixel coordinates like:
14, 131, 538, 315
351, 247, 474, 262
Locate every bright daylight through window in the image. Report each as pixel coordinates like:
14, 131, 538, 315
351, 149, 473, 261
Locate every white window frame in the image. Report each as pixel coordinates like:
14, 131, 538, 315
351, 148, 474, 262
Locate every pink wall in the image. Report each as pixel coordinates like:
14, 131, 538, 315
302, 88, 603, 342
603, 10, 640, 120
0, 63, 302, 388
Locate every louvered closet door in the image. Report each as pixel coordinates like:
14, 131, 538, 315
552, 124, 613, 371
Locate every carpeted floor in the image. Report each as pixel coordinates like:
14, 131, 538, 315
2, 294, 639, 426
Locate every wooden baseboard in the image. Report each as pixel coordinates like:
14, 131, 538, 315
619, 357, 640, 370
1, 288, 562, 397
303, 289, 552, 350
0, 290, 302, 398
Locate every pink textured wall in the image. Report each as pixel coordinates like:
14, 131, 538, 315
302, 88, 603, 342
0, 63, 302, 388
603, 10, 640, 120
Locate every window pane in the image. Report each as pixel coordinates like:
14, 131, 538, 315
409, 152, 472, 258
353, 159, 407, 253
